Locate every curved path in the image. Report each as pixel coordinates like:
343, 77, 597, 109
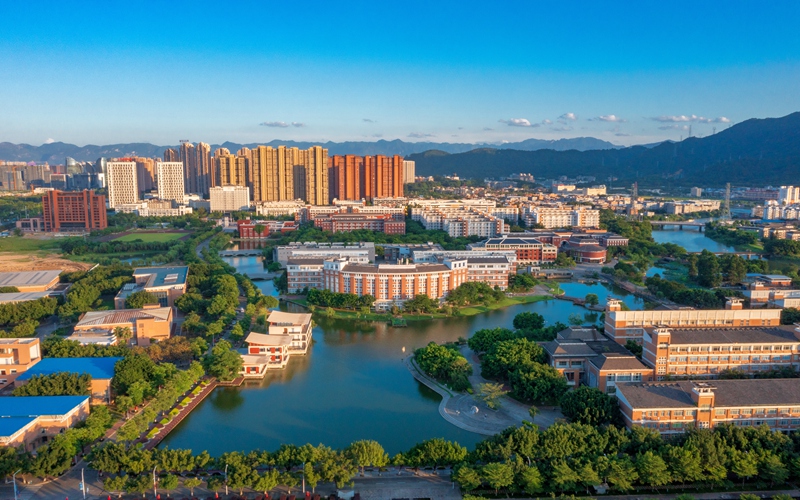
404, 353, 563, 436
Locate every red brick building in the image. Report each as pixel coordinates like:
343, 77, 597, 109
42, 190, 107, 232
237, 219, 298, 238
313, 213, 406, 234
469, 236, 557, 264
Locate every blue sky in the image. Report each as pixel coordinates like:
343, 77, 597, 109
1, 1, 799, 147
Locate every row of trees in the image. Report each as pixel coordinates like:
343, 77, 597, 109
60, 238, 182, 257
306, 289, 375, 309
11, 372, 91, 396
0, 296, 58, 328
58, 265, 134, 321
705, 222, 760, 248
414, 342, 472, 391
446, 282, 505, 307
457, 422, 800, 496
646, 275, 732, 309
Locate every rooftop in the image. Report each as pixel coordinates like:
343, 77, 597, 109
0, 292, 52, 304
267, 310, 312, 326
661, 326, 800, 345
589, 353, 651, 371
0, 270, 61, 288
0, 395, 89, 438
133, 266, 189, 288
17, 357, 121, 381
465, 256, 511, 264
74, 307, 172, 328
617, 379, 800, 409
245, 332, 292, 346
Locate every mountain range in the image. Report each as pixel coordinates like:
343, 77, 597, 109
410, 112, 800, 186
0, 137, 621, 164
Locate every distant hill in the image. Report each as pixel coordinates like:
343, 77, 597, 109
0, 137, 620, 164
410, 112, 800, 187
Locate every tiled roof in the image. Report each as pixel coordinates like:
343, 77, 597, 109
589, 353, 650, 371
542, 341, 599, 357
17, 357, 121, 381
74, 307, 172, 327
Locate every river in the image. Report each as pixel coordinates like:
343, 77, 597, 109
159, 256, 643, 455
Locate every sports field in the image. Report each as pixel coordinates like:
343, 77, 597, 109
112, 232, 186, 243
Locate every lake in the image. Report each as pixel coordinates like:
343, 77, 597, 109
651, 227, 735, 253
160, 256, 642, 455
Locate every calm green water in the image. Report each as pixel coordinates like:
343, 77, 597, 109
160, 257, 642, 455
651, 228, 735, 253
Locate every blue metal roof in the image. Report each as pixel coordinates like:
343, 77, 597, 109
16, 357, 121, 381
0, 417, 37, 437
0, 395, 89, 438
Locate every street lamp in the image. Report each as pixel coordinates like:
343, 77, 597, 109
224, 464, 228, 496
153, 466, 157, 499
12, 469, 21, 500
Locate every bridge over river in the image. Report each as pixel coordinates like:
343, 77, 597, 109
649, 220, 706, 230
219, 249, 264, 257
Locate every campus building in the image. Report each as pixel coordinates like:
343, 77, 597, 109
273, 241, 375, 265
313, 213, 406, 234
114, 266, 189, 309
542, 326, 653, 393
562, 234, 608, 263
73, 307, 173, 347
15, 357, 121, 404
603, 299, 783, 343
236, 219, 298, 238
525, 206, 600, 229
156, 161, 186, 203
106, 160, 139, 208
41, 189, 108, 232
616, 379, 800, 434
0, 270, 62, 292
0, 338, 42, 387
240, 311, 313, 377
468, 236, 558, 264
322, 258, 468, 310
641, 325, 800, 378
0, 396, 90, 451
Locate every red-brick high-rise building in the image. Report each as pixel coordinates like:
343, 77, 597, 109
329, 154, 404, 201
42, 190, 107, 232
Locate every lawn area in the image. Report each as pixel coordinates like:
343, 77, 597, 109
310, 294, 552, 322
113, 232, 185, 243
0, 236, 61, 253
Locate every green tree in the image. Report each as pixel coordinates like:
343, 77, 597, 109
636, 451, 670, 489
551, 460, 580, 492
759, 453, 789, 486
12, 372, 91, 396
519, 465, 543, 495
725, 255, 747, 284
559, 387, 620, 426
252, 470, 280, 497
405, 438, 467, 470
113, 326, 133, 345
578, 462, 601, 494
476, 382, 507, 410
606, 457, 639, 492
584, 293, 599, 306
125, 291, 160, 309
481, 462, 514, 495
104, 475, 128, 498
183, 477, 203, 497
345, 440, 388, 475
124, 474, 152, 497
159, 473, 179, 493
453, 464, 482, 492
512, 311, 546, 331
528, 405, 540, 423
202, 339, 243, 381
730, 450, 758, 487
696, 250, 721, 287
303, 462, 321, 493
687, 254, 698, 278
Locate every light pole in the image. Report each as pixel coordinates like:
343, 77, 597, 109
153, 466, 157, 499
224, 464, 228, 496
12, 469, 21, 500
81, 468, 86, 500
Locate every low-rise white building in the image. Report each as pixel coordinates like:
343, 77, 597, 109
210, 186, 251, 212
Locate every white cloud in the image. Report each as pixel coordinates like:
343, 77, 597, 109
44, 138, 55, 144
658, 124, 690, 131
541, 119, 552, 125
652, 114, 730, 124
408, 132, 436, 139
291, 122, 305, 128
260, 121, 289, 128
592, 114, 626, 122
559, 113, 578, 121
363, 118, 375, 123
499, 118, 538, 127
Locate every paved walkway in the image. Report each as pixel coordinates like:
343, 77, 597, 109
404, 350, 563, 436
143, 378, 217, 450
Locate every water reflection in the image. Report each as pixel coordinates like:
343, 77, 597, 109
652, 228, 735, 253
161, 256, 644, 455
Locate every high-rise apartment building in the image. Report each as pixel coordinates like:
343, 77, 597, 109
778, 186, 800, 205
134, 157, 156, 193
403, 160, 416, 184
106, 161, 139, 208
329, 154, 403, 201
178, 142, 211, 197
209, 186, 251, 212
163, 148, 179, 162
196, 142, 211, 197
156, 161, 185, 203
246, 146, 328, 205
42, 190, 107, 232
212, 148, 248, 187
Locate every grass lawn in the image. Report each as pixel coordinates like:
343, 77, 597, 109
733, 242, 764, 253
66, 250, 162, 263
0, 236, 61, 253
310, 294, 552, 322
113, 232, 185, 243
